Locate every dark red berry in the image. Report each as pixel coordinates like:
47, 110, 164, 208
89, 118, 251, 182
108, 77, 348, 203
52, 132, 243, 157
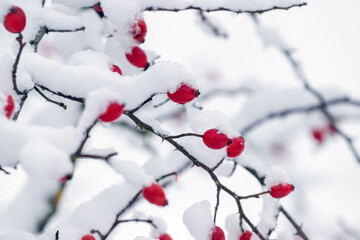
110, 64, 122, 75
131, 19, 147, 43
59, 174, 73, 183
312, 129, 324, 143
239, 230, 252, 240
227, 136, 245, 158
167, 84, 199, 104
81, 234, 96, 240
203, 129, 230, 150
142, 183, 167, 206
99, 102, 124, 122
4, 6, 26, 33
125, 46, 148, 68
92, 3, 104, 18
159, 233, 172, 240
211, 226, 225, 240
270, 183, 294, 199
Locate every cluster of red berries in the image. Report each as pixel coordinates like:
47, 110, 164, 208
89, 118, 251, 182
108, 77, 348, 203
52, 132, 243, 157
0, 92, 15, 119
202, 129, 245, 158
92, 3, 148, 72
3, 5, 26, 33
311, 123, 336, 144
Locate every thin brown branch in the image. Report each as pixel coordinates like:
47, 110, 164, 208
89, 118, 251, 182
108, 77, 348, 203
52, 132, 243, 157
241, 97, 360, 136
198, 11, 228, 38
239, 190, 270, 200
145, 3, 307, 14
165, 132, 203, 140
0, 166, 10, 175
128, 93, 158, 114
12, 93, 29, 121
36, 84, 85, 103
74, 152, 118, 162
34, 86, 67, 110
12, 33, 27, 95
213, 186, 221, 223
211, 157, 226, 171
72, 120, 98, 159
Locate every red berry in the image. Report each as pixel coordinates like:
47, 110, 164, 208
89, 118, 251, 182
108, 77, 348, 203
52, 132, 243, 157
159, 233, 172, 240
110, 64, 122, 75
125, 46, 148, 69
99, 102, 124, 122
59, 174, 72, 183
227, 136, 245, 158
130, 19, 147, 43
211, 226, 225, 240
239, 230, 252, 240
4, 6, 26, 33
312, 129, 324, 143
167, 84, 199, 104
203, 129, 230, 150
142, 183, 167, 206
81, 234, 96, 240
93, 4, 103, 14
270, 183, 294, 199
1, 92, 15, 119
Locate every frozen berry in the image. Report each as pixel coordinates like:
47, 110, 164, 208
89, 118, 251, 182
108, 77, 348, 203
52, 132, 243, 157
239, 230, 252, 240
203, 129, 230, 150
130, 19, 147, 43
0, 92, 15, 119
110, 64, 122, 75
59, 174, 73, 183
99, 102, 124, 122
125, 46, 148, 69
142, 183, 167, 206
81, 234, 96, 240
227, 136, 245, 158
270, 183, 294, 199
211, 226, 225, 240
4, 6, 26, 33
167, 84, 199, 104
159, 233, 172, 240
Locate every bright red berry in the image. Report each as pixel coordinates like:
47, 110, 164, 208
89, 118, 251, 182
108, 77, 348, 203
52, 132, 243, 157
270, 183, 294, 199
92, 3, 104, 18
125, 46, 148, 69
110, 64, 122, 75
203, 129, 230, 150
211, 226, 225, 240
167, 84, 199, 104
81, 234, 96, 240
142, 183, 167, 206
159, 233, 172, 240
227, 136, 245, 158
4, 6, 26, 33
1, 92, 15, 119
131, 19, 147, 43
239, 230, 252, 240
99, 102, 124, 122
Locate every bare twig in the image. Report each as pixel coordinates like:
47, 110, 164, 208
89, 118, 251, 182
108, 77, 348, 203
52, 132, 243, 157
241, 97, 360, 136
36, 84, 85, 103
12, 33, 27, 95
198, 11, 228, 38
34, 86, 67, 110
165, 133, 203, 140
0, 166, 10, 175
74, 152, 118, 162
145, 3, 307, 14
